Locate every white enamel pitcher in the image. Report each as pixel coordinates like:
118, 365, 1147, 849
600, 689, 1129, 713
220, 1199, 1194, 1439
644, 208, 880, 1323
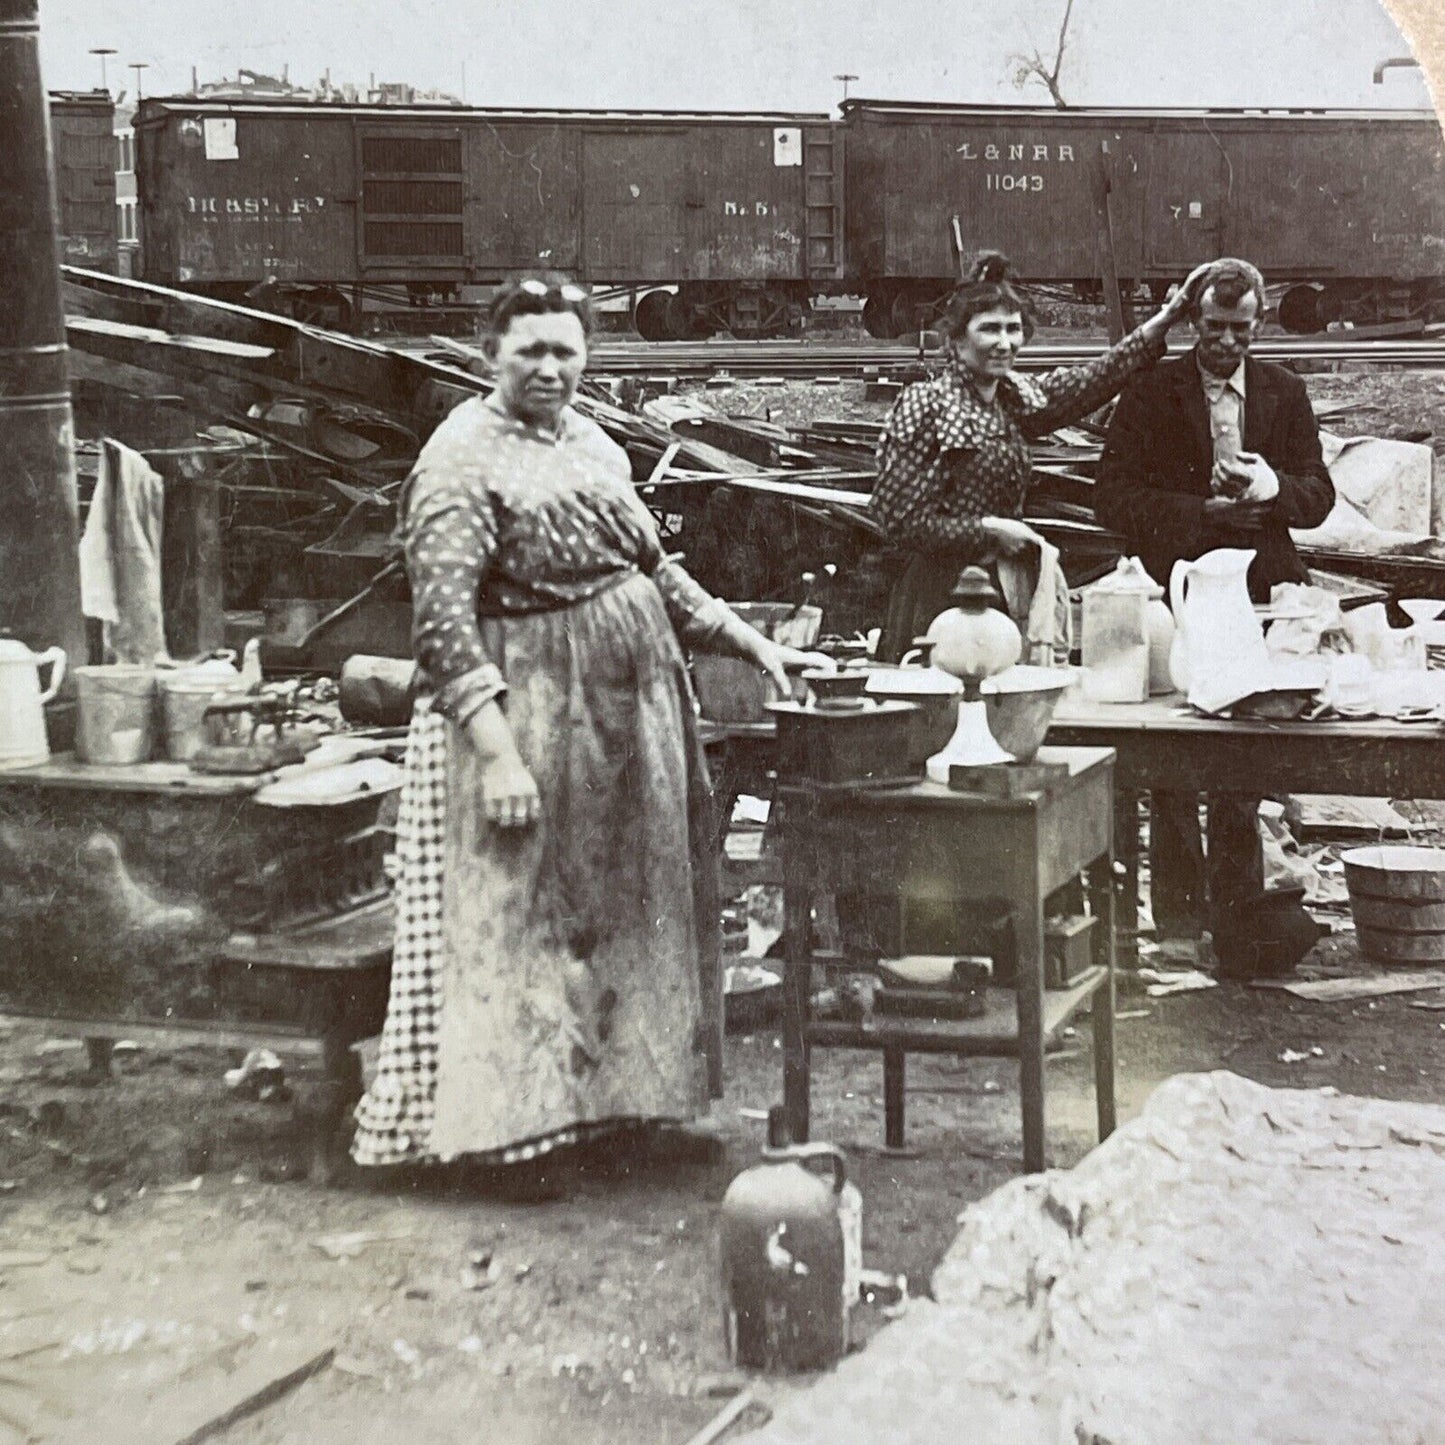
1167, 549, 1270, 703
0, 638, 66, 769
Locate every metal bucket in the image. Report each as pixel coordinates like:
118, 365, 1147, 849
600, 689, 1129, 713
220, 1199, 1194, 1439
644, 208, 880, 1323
692, 603, 821, 724
160, 679, 245, 761
1342, 845, 1445, 965
74, 665, 157, 765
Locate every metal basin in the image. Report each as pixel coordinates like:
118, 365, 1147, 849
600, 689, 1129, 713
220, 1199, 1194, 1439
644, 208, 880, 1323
982, 666, 1074, 763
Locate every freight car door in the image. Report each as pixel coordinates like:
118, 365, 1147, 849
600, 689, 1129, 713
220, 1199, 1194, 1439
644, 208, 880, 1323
356, 125, 466, 282
581, 129, 690, 283
1143, 125, 1230, 273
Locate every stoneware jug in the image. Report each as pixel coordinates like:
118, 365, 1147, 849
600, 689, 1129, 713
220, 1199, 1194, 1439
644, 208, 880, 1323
0, 638, 66, 770
719, 1107, 860, 1373
1168, 548, 1269, 698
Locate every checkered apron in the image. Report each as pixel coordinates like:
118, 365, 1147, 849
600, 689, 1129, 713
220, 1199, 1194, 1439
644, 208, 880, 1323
352, 698, 651, 1167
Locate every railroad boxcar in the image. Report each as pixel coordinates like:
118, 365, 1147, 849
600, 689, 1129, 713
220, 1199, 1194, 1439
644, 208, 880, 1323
841, 99, 1445, 335
49, 89, 118, 274
133, 99, 843, 335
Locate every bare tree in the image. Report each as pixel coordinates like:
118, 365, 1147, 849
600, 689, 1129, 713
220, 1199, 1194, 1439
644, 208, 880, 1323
1008, 0, 1075, 109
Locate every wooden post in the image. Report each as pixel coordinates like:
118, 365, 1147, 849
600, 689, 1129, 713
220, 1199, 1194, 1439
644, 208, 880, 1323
161, 455, 225, 657
0, 0, 86, 665
1094, 140, 1132, 345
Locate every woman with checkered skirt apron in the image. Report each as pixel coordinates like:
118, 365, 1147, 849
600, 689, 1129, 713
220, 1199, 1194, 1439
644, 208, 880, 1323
352, 276, 827, 1173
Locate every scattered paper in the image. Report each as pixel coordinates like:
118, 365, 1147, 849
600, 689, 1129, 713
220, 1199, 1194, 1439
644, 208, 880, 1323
1279, 1047, 1326, 1063
730, 794, 772, 826
1137, 968, 1218, 998
1256, 972, 1445, 1002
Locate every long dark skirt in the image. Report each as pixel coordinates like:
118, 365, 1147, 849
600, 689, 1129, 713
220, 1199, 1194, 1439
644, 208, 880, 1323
352, 573, 719, 1166
878, 553, 1010, 662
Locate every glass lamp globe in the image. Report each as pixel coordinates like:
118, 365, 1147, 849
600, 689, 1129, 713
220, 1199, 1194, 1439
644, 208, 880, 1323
921, 567, 1022, 779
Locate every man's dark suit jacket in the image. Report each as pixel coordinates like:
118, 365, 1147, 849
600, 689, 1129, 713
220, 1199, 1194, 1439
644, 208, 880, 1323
1094, 351, 1335, 602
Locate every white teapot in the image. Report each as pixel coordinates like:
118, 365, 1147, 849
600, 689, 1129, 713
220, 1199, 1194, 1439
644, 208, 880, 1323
0, 637, 66, 770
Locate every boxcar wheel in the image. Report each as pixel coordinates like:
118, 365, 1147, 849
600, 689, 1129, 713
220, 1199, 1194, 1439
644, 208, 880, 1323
862, 294, 893, 339
634, 289, 672, 341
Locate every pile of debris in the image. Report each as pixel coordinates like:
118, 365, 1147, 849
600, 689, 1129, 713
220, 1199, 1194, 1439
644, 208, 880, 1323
63, 267, 1445, 665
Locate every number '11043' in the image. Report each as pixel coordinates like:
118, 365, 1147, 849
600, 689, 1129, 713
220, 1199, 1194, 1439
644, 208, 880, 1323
986, 174, 1044, 192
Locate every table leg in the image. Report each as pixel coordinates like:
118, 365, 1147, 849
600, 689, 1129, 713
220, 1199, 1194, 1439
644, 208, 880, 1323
1015, 895, 1046, 1174
707, 739, 742, 857
1086, 853, 1119, 1142
883, 1047, 905, 1150
1114, 784, 1141, 967
84, 1037, 114, 1080
782, 884, 812, 1146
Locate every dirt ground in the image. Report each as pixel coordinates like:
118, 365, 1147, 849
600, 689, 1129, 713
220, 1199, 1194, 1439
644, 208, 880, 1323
4, 363, 1445, 1443
3, 926, 1445, 1443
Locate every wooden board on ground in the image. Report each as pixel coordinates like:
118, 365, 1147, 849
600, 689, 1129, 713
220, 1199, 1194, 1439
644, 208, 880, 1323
1290, 793, 1413, 836
1252, 968, 1445, 1001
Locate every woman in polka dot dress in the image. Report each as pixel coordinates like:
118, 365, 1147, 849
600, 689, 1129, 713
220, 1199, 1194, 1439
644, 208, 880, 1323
352, 277, 827, 1174
871, 252, 1208, 660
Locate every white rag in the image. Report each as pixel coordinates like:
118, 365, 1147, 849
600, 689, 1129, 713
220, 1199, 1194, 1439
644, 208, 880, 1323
998, 539, 1072, 666
1290, 431, 1435, 552
79, 439, 168, 664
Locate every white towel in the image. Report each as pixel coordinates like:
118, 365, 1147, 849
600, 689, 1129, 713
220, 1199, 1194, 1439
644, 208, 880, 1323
79, 439, 168, 664
998, 539, 1072, 666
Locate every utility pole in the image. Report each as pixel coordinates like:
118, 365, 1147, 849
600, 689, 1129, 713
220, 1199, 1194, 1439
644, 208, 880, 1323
89, 46, 116, 95
833, 73, 858, 104
0, 0, 86, 664
129, 60, 148, 100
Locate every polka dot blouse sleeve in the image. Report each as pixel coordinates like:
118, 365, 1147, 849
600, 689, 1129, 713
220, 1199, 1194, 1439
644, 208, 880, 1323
403, 466, 507, 726
1013, 324, 1166, 438
870, 382, 989, 557
616, 479, 737, 650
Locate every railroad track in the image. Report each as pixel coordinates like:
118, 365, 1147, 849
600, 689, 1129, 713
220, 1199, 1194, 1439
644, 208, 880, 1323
581, 336, 1445, 377
388, 333, 1445, 378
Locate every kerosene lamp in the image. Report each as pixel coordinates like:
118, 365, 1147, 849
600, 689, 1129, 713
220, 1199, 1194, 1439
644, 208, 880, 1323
920, 567, 1022, 781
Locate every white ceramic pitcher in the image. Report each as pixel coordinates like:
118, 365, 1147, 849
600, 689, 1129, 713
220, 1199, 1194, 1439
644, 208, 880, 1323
1168, 549, 1270, 701
0, 638, 66, 769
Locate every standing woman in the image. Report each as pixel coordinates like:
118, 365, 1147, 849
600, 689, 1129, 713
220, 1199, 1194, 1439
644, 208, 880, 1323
871, 253, 1208, 660
353, 275, 824, 1174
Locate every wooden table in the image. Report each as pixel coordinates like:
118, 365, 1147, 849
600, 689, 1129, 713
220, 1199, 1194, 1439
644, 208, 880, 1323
0, 754, 396, 1179
1048, 694, 1445, 946
774, 747, 1118, 1174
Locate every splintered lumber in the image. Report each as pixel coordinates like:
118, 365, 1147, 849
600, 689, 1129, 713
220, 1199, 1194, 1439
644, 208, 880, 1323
93, 1339, 335, 1445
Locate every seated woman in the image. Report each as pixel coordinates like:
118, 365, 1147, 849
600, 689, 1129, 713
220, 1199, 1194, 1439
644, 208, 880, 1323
352, 275, 826, 1181
870, 252, 1208, 660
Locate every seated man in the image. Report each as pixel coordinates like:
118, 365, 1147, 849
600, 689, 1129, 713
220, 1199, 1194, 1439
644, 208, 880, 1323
1094, 257, 1334, 969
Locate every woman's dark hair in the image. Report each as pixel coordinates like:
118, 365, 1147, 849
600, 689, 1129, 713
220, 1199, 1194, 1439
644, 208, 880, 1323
940, 251, 1036, 343
486, 271, 595, 338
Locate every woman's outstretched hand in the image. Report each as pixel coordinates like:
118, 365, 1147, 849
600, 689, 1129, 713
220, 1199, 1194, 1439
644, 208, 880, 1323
983, 516, 1047, 556
752, 640, 834, 697
1147, 262, 1214, 334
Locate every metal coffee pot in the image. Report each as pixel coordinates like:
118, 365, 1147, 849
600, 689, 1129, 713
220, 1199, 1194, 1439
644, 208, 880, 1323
0, 637, 66, 770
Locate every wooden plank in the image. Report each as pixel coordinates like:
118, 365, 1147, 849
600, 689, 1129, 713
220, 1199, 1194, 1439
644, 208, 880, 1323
0, 754, 269, 795
1254, 971, 1445, 1002
72, 1339, 336, 1445
805, 968, 1107, 1055
0, 1010, 327, 1060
